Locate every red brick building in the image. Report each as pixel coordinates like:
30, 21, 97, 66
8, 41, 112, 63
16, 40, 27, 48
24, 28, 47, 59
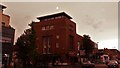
32, 12, 97, 62
0, 5, 15, 67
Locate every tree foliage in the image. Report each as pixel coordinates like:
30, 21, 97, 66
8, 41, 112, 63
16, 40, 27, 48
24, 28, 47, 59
82, 35, 94, 58
15, 22, 36, 67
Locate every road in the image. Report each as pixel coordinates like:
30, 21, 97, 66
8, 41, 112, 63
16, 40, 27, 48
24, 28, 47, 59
95, 64, 107, 68
49, 64, 120, 68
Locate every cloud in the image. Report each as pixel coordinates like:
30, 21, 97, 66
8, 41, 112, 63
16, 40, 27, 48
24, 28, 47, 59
92, 20, 103, 29
25, 15, 31, 19
82, 15, 103, 31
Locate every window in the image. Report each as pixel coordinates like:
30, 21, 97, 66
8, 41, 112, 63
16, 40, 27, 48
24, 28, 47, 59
44, 19, 47, 21
44, 45, 46, 48
43, 48, 46, 54
56, 35, 59, 39
51, 17, 54, 20
69, 25, 73, 31
56, 43, 59, 48
42, 27, 45, 30
61, 16, 64, 18
50, 25, 54, 29
48, 48, 50, 53
47, 18, 50, 20
55, 17, 58, 19
58, 16, 61, 18
42, 36, 51, 54
48, 44, 50, 48
46, 26, 49, 30
42, 25, 54, 31
55, 16, 61, 19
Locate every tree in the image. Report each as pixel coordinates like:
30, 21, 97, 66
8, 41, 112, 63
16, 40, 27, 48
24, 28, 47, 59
82, 35, 94, 59
15, 22, 37, 68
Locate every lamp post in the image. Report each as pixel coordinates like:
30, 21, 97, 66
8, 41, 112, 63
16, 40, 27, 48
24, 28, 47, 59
3, 54, 9, 68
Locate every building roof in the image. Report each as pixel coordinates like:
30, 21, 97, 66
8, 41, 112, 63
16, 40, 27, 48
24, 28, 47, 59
0, 4, 6, 9
37, 12, 72, 20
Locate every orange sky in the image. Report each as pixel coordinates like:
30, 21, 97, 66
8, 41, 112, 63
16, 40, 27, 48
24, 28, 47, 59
2, 2, 118, 50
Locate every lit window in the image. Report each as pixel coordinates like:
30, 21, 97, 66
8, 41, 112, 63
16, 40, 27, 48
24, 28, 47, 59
50, 25, 54, 29
58, 16, 61, 18
56, 43, 59, 48
42, 25, 54, 30
78, 42, 80, 46
55, 17, 59, 19
42, 27, 45, 30
44, 45, 46, 48
56, 35, 59, 39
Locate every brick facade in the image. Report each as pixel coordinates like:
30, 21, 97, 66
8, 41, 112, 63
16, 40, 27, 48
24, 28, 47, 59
0, 5, 15, 64
32, 12, 97, 62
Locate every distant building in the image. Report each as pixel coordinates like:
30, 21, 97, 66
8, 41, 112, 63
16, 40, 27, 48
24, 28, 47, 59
97, 49, 120, 63
0, 5, 15, 65
103, 48, 120, 60
32, 12, 97, 63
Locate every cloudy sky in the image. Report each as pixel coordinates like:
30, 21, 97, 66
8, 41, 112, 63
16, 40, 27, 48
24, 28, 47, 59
2, 2, 118, 49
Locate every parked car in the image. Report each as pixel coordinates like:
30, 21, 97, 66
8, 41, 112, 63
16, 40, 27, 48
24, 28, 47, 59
82, 61, 95, 68
107, 60, 119, 68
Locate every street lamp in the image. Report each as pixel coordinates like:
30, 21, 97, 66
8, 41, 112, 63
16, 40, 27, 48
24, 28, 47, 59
3, 54, 9, 68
